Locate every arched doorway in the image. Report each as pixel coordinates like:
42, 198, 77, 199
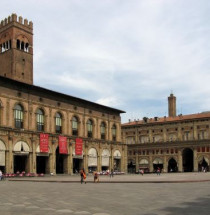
56, 146, 66, 174
182, 148, 193, 172
13, 141, 30, 173
0, 140, 6, 173
168, 158, 178, 172
113, 150, 121, 172
198, 156, 209, 172
153, 158, 163, 172
36, 145, 50, 174
88, 148, 97, 173
101, 149, 110, 171
139, 158, 149, 173
128, 159, 135, 173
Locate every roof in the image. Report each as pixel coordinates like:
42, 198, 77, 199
0, 75, 125, 115
122, 113, 210, 127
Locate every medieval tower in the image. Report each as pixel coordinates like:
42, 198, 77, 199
0, 13, 33, 84
168, 93, 176, 117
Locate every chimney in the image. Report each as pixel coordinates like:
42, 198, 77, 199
168, 93, 176, 117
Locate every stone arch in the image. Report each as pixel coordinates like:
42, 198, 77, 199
101, 149, 110, 170
113, 149, 121, 172
198, 155, 209, 172
113, 149, 121, 158
153, 157, 163, 172
168, 157, 178, 172
139, 158, 149, 165
88, 147, 98, 172
13, 141, 30, 153
0, 139, 6, 170
182, 148, 194, 172
13, 141, 30, 173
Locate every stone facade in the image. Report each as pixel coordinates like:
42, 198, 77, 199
0, 14, 127, 175
122, 95, 210, 173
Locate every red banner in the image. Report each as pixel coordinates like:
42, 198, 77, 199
75, 138, 83, 155
40, 133, 49, 153
59, 136, 68, 154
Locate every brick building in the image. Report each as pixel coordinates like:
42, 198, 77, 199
0, 14, 127, 175
122, 94, 210, 173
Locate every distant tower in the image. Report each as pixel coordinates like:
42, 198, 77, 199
0, 14, 33, 84
168, 93, 176, 117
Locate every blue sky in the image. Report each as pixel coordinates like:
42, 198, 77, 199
1, 0, 210, 122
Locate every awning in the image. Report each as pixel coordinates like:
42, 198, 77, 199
153, 158, 163, 164
114, 150, 121, 159
14, 141, 30, 154
139, 159, 149, 165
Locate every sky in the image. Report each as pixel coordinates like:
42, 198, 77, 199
1, 0, 210, 123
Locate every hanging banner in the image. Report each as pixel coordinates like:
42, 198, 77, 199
75, 138, 83, 155
40, 134, 49, 153
59, 136, 68, 154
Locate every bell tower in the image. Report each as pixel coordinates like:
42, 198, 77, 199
0, 13, 33, 85
168, 93, 176, 117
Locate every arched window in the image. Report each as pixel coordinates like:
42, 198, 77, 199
16, 39, 20, 49
112, 124, 117, 141
72, 116, 78, 136
36, 109, 44, 132
14, 104, 23, 129
101, 122, 106, 140
87, 119, 93, 138
55, 112, 62, 133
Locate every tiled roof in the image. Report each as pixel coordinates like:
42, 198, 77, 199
122, 112, 210, 127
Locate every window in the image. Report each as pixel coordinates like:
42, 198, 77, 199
36, 109, 44, 132
55, 112, 62, 133
87, 119, 93, 138
112, 124, 117, 141
14, 104, 23, 128
72, 116, 78, 136
100, 122, 106, 140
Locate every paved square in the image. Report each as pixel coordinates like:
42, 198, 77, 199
0, 173, 210, 215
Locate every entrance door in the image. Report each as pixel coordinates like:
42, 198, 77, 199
168, 158, 178, 172
56, 147, 64, 174
73, 158, 83, 173
182, 148, 193, 172
114, 159, 121, 172
37, 156, 48, 174
14, 155, 27, 173
199, 157, 209, 172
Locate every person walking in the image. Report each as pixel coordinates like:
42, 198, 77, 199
94, 171, 99, 183
110, 169, 114, 178
80, 168, 87, 184
157, 167, 161, 176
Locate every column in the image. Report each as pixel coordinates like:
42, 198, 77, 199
178, 149, 183, 172
193, 148, 198, 172
149, 151, 153, 173
135, 152, 139, 173
163, 154, 167, 173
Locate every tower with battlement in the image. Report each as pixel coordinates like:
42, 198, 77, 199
0, 13, 33, 84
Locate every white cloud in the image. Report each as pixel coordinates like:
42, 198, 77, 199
1, 0, 210, 122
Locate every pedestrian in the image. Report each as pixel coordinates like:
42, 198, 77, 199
140, 169, 144, 176
110, 169, 114, 178
0, 170, 2, 181
80, 168, 87, 184
94, 172, 99, 183
157, 167, 161, 176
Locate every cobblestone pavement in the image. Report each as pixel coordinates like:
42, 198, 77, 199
0, 173, 210, 215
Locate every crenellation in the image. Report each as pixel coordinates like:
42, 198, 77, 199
11, 13, 17, 22
4, 18, 8, 25
29, 21, 33, 29
8, 16, 11, 23
24, 19, 28, 26
0, 14, 32, 30
18, 16, 23, 24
